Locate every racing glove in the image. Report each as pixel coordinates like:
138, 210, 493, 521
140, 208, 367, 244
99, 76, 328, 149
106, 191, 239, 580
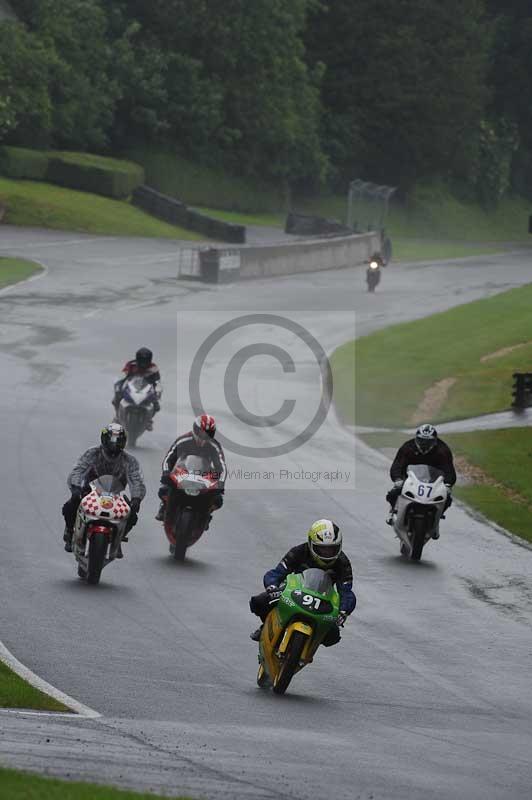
444, 485, 453, 509
337, 610, 348, 627
266, 585, 282, 601
70, 485, 83, 498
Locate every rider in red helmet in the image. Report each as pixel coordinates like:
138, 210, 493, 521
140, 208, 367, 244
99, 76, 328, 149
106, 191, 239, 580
155, 414, 227, 527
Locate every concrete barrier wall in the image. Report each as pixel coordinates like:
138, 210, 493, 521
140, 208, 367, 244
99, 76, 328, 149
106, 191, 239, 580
237, 230, 381, 280
177, 232, 383, 283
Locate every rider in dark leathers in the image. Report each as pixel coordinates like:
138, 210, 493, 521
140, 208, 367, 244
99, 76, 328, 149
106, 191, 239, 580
155, 414, 226, 525
112, 347, 162, 429
386, 424, 456, 520
62, 423, 146, 553
249, 519, 356, 646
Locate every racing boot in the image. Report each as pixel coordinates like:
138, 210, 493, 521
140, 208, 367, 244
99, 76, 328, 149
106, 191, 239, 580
250, 625, 263, 642
155, 502, 165, 521
63, 526, 73, 552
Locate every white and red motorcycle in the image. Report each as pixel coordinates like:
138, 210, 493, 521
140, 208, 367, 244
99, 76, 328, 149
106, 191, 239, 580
117, 376, 158, 447
72, 475, 131, 584
392, 464, 449, 561
163, 455, 221, 561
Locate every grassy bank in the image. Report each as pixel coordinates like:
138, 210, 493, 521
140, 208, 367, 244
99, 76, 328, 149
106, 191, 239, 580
0, 177, 203, 239
0, 257, 42, 289
129, 148, 532, 258
0, 768, 193, 800
361, 429, 532, 544
127, 147, 285, 213
0, 660, 69, 712
332, 283, 532, 428
445, 429, 532, 544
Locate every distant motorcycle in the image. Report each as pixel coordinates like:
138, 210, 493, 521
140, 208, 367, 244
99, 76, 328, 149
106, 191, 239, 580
117, 376, 157, 446
366, 254, 383, 292
72, 475, 131, 585
391, 464, 449, 561
163, 455, 222, 561
257, 569, 341, 695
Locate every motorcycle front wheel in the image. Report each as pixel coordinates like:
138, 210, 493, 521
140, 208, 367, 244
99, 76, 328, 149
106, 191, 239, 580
125, 412, 145, 448
273, 631, 307, 695
173, 508, 193, 562
87, 533, 108, 584
411, 516, 427, 561
257, 663, 269, 688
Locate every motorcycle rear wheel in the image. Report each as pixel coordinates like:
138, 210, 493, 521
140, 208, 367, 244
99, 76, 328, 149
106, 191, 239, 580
411, 517, 426, 561
273, 631, 307, 695
87, 533, 108, 584
125, 415, 143, 448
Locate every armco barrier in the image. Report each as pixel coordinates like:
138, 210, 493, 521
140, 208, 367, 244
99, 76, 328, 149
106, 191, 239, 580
182, 231, 382, 283
285, 211, 352, 237
133, 185, 246, 243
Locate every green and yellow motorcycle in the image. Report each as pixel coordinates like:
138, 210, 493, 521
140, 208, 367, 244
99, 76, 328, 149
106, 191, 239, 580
257, 568, 340, 695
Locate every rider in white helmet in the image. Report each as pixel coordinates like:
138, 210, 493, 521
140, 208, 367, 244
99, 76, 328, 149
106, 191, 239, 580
249, 519, 356, 643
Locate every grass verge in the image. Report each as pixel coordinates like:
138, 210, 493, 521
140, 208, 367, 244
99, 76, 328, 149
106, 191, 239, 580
360, 429, 532, 544
126, 148, 532, 258
196, 206, 284, 228
331, 283, 532, 428
197, 208, 507, 261
0, 768, 193, 799
127, 147, 285, 213
0, 257, 42, 290
0, 177, 203, 240
0, 660, 69, 712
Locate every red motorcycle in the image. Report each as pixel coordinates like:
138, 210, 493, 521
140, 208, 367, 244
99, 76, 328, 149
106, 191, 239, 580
163, 455, 221, 561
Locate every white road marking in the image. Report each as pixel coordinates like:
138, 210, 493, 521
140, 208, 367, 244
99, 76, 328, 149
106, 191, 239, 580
0, 640, 100, 718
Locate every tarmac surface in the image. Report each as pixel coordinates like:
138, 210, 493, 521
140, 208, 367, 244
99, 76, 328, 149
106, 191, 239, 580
1, 227, 531, 799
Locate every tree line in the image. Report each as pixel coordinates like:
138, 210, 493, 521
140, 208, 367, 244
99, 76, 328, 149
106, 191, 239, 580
0, 0, 531, 203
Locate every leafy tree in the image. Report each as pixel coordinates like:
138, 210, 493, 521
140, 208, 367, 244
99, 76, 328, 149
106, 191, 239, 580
15, 0, 119, 150
306, 0, 490, 189
116, 0, 326, 184
0, 21, 53, 146
484, 1, 532, 197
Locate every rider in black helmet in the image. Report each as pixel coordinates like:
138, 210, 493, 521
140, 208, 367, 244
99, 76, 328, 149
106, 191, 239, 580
112, 348, 162, 429
385, 423, 456, 526
62, 423, 146, 554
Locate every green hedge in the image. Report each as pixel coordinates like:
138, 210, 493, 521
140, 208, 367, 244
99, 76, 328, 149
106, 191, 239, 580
0, 147, 144, 199
0, 146, 49, 180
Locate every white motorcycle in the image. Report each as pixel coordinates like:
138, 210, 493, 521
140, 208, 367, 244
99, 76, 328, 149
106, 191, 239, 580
117, 376, 158, 446
72, 475, 131, 584
392, 464, 449, 561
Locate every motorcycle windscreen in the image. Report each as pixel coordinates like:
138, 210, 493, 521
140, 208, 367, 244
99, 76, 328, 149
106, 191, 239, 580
93, 474, 126, 494
177, 455, 212, 477
407, 464, 444, 483
301, 568, 334, 594
130, 376, 149, 390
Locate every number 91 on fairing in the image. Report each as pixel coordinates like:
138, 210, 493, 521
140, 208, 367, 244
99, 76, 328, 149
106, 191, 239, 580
291, 590, 333, 614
